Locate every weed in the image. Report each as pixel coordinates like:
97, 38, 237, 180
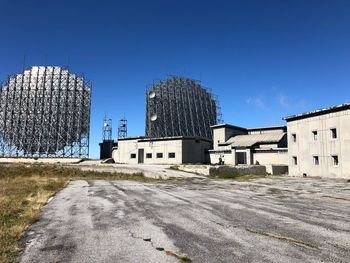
165, 250, 192, 263
169, 165, 180, 170
0, 164, 158, 263
246, 228, 318, 249
209, 171, 267, 180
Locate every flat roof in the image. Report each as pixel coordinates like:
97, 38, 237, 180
211, 123, 286, 132
119, 136, 212, 143
284, 102, 350, 122
138, 136, 212, 143
210, 123, 247, 131
118, 136, 147, 141
247, 125, 286, 132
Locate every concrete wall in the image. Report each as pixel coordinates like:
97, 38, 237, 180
182, 139, 212, 163
139, 140, 183, 164
99, 140, 115, 159
213, 126, 247, 150
210, 149, 288, 166
209, 151, 221, 165
113, 138, 211, 164
259, 143, 279, 149
253, 151, 288, 165
248, 128, 285, 135
112, 139, 139, 164
209, 165, 267, 176
287, 109, 350, 178
265, 165, 289, 175
209, 150, 234, 165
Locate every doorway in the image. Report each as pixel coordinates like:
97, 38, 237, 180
138, 149, 144, 163
236, 152, 247, 165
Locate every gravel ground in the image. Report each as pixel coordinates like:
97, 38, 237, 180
20, 176, 350, 263
66, 162, 205, 179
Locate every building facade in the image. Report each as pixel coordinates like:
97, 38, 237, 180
112, 136, 212, 164
284, 103, 350, 178
209, 124, 288, 166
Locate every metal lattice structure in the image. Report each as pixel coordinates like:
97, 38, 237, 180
146, 76, 222, 139
102, 116, 112, 141
0, 66, 91, 158
118, 118, 127, 139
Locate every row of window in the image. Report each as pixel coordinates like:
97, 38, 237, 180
292, 155, 339, 166
291, 128, 337, 142
130, 152, 176, 159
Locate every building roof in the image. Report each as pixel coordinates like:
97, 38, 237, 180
221, 132, 286, 147
210, 123, 247, 131
211, 123, 287, 133
138, 136, 212, 143
284, 102, 350, 122
118, 136, 147, 141
247, 125, 286, 132
119, 136, 212, 143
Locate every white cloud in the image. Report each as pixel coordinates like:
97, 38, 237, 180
246, 97, 266, 108
277, 94, 290, 108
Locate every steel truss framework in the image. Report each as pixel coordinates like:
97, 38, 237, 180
102, 116, 112, 141
146, 76, 223, 139
118, 118, 127, 139
0, 66, 91, 158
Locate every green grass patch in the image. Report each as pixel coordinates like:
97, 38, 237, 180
0, 164, 158, 263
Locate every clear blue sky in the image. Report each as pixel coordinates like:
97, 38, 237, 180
0, 0, 349, 158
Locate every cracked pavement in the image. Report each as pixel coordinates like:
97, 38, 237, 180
20, 176, 350, 263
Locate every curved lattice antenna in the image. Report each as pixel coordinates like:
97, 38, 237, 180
0, 66, 91, 158
145, 76, 220, 139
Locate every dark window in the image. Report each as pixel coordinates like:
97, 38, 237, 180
168, 152, 176, 158
293, 156, 297, 165
292, 133, 297, 142
146, 153, 152, 158
156, 153, 163, 158
332, 155, 339, 166
331, 128, 337, 139
130, 153, 136, 159
313, 156, 319, 165
312, 131, 318, 141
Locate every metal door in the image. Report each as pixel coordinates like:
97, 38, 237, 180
138, 149, 144, 163
236, 152, 247, 165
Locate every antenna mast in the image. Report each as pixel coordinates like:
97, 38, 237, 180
102, 116, 112, 141
118, 118, 127, 139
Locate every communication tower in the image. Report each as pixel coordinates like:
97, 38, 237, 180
102, 116, 112, 141
118, 118, 127, 139
99, 115, 115, 159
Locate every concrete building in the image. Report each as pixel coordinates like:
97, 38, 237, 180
209, 124, 288, 166
284, 102, 350, 178
99, 140, 117, 159
112, 136, 212, 164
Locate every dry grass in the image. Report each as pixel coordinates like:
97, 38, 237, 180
209, 171, 268, 180
0, 164, 156, 263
